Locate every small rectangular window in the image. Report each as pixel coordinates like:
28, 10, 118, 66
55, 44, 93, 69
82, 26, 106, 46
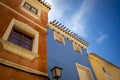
76, 63, 94, 80
23, 2, 31, 10
31, 7, 37, 14
72, 42, 82, 54
54, 31, 65, 45
23, 2, 38, 15
1, 18, 39, 60
8, 27, 33, 51
102, 67, 106, 73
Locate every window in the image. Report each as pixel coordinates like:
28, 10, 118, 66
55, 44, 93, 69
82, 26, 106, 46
20, 0, 41, 19
54, 31, 65, 45
105, 74, 114, 80
0, 18, 39, 60
8, 28, 33, 51
101, 64, 110, 75
72, 42, 82, 54
23, 2, 38, 15
76, 63, 94, 80
101, 64, 113, 80
102, 67, 106, 73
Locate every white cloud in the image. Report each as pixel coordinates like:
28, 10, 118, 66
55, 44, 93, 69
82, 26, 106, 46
45, 0, 64, 21
66, 0, 95, 38
46, 0, 95, 38
96, 34, 108, 43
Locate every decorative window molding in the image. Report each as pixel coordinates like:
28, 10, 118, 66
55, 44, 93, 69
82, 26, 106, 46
23, 2, 38, 15
20, 0, 41, 19
102, 67, 106, 73
105, 74, 114, 80
76, 63, 94, 80
1, 18, 39, 60
101, 64, 114, 80
72, 42, 82, 54
54, 31, 65, 45
48, 23, 88, 50
101, 64, 112, 77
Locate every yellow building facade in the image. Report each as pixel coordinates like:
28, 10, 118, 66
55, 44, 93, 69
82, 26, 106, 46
88, 53, 120, 80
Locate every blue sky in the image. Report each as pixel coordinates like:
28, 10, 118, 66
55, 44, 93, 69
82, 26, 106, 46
46, 0, 120, 67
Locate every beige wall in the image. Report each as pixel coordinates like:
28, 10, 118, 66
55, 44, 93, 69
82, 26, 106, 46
88, 53, 120, 80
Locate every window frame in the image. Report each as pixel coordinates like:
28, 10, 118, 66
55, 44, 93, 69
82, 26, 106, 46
20, 0, 41, 19
105, 74, 114, 80
101, 64, 113, 79
53, 31, 65, 45
72, 42, 82, 54
76, 63, 94, 80
0, 18, 39, 60
23, 2, 38, 15
102, 67, 106, 73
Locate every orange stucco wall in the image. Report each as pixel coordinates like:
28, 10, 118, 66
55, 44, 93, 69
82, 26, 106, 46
0, 64, 48, 80
0, 0, 49, 79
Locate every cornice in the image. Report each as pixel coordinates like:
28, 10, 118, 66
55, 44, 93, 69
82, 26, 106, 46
28, 0, 51, 13
47, 20, 88, 50
88, 53, 120, 69
0, 58, 48, 77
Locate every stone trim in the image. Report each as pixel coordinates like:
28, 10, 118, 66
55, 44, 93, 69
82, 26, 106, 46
72, 42, 82, 54
53, 31, 65, 45
105, 74, 114, 80
88, 53, 120, 69
20, 0, 50, 13
1, 18, 39, 60
20, 0, 41, 19
76, 63, 94, 80
48, 23, 88, 50
0, 39, 39, 60
0, 58, 48, 77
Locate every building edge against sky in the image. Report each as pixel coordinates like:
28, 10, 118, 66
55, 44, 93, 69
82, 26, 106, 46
0, 0, 119, 80
88, 53, 120, 80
